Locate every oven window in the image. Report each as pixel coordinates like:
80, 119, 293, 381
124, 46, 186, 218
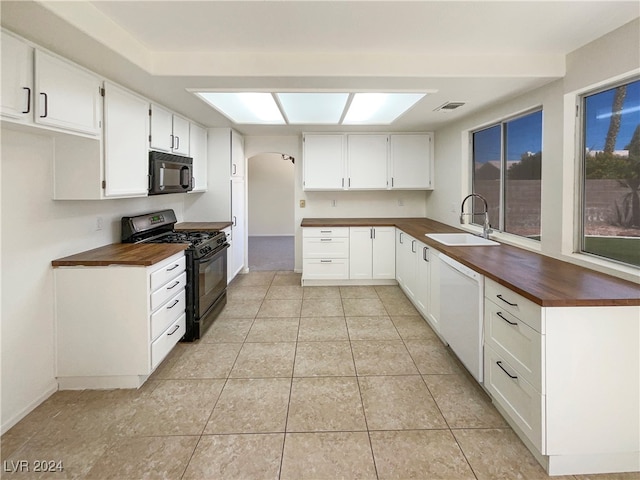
198, 250, 227, 317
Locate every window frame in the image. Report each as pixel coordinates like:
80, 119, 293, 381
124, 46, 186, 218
470, 107, 543, 239
578, 75, 640, 267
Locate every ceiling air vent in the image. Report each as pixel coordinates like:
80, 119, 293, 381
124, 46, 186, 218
434, 102, 465, 112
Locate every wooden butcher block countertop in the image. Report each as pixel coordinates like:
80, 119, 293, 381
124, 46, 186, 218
51, 243, 188, 267
301, 217, 640, 307
175, 221, 232, 231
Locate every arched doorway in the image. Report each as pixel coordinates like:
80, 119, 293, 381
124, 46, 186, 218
247, 152, 295, 270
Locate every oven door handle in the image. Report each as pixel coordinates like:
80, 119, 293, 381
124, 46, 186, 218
198, 243, 230, 263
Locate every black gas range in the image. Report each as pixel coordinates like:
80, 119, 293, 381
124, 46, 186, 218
121, 209, 229, 341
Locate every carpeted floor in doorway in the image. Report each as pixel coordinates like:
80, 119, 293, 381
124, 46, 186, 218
248, 235, 295, 271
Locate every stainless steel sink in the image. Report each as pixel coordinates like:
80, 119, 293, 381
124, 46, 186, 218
425, 233, 499, 246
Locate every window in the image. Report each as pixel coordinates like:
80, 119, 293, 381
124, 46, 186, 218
581, 78, 640, 267
471, 110, 543, 240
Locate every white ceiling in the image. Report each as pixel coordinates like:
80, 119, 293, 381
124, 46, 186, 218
1, 1, 638, 135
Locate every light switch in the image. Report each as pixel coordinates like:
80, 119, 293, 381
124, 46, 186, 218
299, 199, 306, 208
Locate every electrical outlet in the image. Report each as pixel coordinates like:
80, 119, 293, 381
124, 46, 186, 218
96, 217, 104, 231
299, 199, 306, 208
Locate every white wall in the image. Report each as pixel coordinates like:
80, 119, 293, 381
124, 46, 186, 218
248, 153, 295, 236
0, 128, 185, 433
429, 18, 640, 282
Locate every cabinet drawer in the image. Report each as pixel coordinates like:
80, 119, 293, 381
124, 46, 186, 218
151, 314, 185, 370
485, 277, 542, 333
150, 254, 186, 291
485, 346, 544, 452
302, 258, 349, 279
303, 227, 349, 238
485, 299, 543, 391
151, 271, 187, 311
150, 289, 186, 341
303, 237, 349, 258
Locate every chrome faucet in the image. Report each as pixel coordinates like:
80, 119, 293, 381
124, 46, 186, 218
460, 193, 493, 239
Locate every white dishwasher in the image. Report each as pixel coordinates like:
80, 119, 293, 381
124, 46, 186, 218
439, 254, 484, 382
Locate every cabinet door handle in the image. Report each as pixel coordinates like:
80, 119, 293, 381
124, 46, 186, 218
411, 240, 416, 253
39, 92, 48, 118
233, 216, 237, 227
175, 136, 180, 150
170, 134, 174, 149
167, 324, 180, 335
496, 311, 517, 326
423, 247, 429, 262
497, 294, 518, 307
496, 361, 518, 380
371, 228, 375, 239
391, 177, 394, 188
166, 264, 180, 271
166, 299, 180, 309
232, 164, 237, 175
22, 87, 31, 114
399, 232, 404, 244
167, 280, 180, 290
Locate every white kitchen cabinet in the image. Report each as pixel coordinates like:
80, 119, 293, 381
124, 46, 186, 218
347, 134, 388, 189
231, 129, 245, 177
413, 241, 442, 333
103, 82, 149, 198
189, 123, 208, 192
1, 31, 33, 121
302, 227, 350, 283
230, 177, 246, 278
54, 252, 187, 389
389, 134, 434, 189
395, 229, 417, 300
349, 226, 395, 279
303, 134, 345, 190
483, 277, 640, 475
223, 226, 234, 283
150, 104, 190, 155
35, 49, 102, 136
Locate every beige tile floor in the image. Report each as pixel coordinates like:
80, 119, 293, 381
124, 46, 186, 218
2, 270, 639, 480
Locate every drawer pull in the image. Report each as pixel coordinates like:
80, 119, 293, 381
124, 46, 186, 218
166, 264, 180, 271
320, 238, 332, 242
497, 311, 517, 326
496, 361, 518, 380
167, 280, 180, 290
497, 294, 518, 307
166, 299, 180, 310
320, 259, 332, 263
320, 230, 332, 233
167, 324, 180, 336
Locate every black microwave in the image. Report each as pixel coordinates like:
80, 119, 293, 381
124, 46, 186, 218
148, 151, 193, 195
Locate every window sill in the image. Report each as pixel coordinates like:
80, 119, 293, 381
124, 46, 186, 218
460, 225, 542, 253
562, 252, 640, 284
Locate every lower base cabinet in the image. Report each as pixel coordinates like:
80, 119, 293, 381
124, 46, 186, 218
483, 278, 640, 476
54, 252, 186, 389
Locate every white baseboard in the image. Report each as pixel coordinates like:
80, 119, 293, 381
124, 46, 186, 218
1, 381, 58, 435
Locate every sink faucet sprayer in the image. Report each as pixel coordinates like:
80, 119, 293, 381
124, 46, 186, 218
460, 193, 493, 239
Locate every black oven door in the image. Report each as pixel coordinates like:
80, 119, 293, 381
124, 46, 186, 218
197, 244, 229, 319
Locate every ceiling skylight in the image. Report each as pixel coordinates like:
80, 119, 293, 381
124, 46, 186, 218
194, 92, 285, 124
191, 91, 427, 125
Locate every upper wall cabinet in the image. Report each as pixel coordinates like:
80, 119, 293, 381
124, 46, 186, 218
303, 134, 345, 190
303, 132, 433, 191
347, 134, 389, 189
1, 31, 33, 121
189, 123, 208, 192
35, 50, 103, 136
149, 104, 190, 156
102, 82, 150, 198
1, 31, 102, 137
390, 134, 434, 189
